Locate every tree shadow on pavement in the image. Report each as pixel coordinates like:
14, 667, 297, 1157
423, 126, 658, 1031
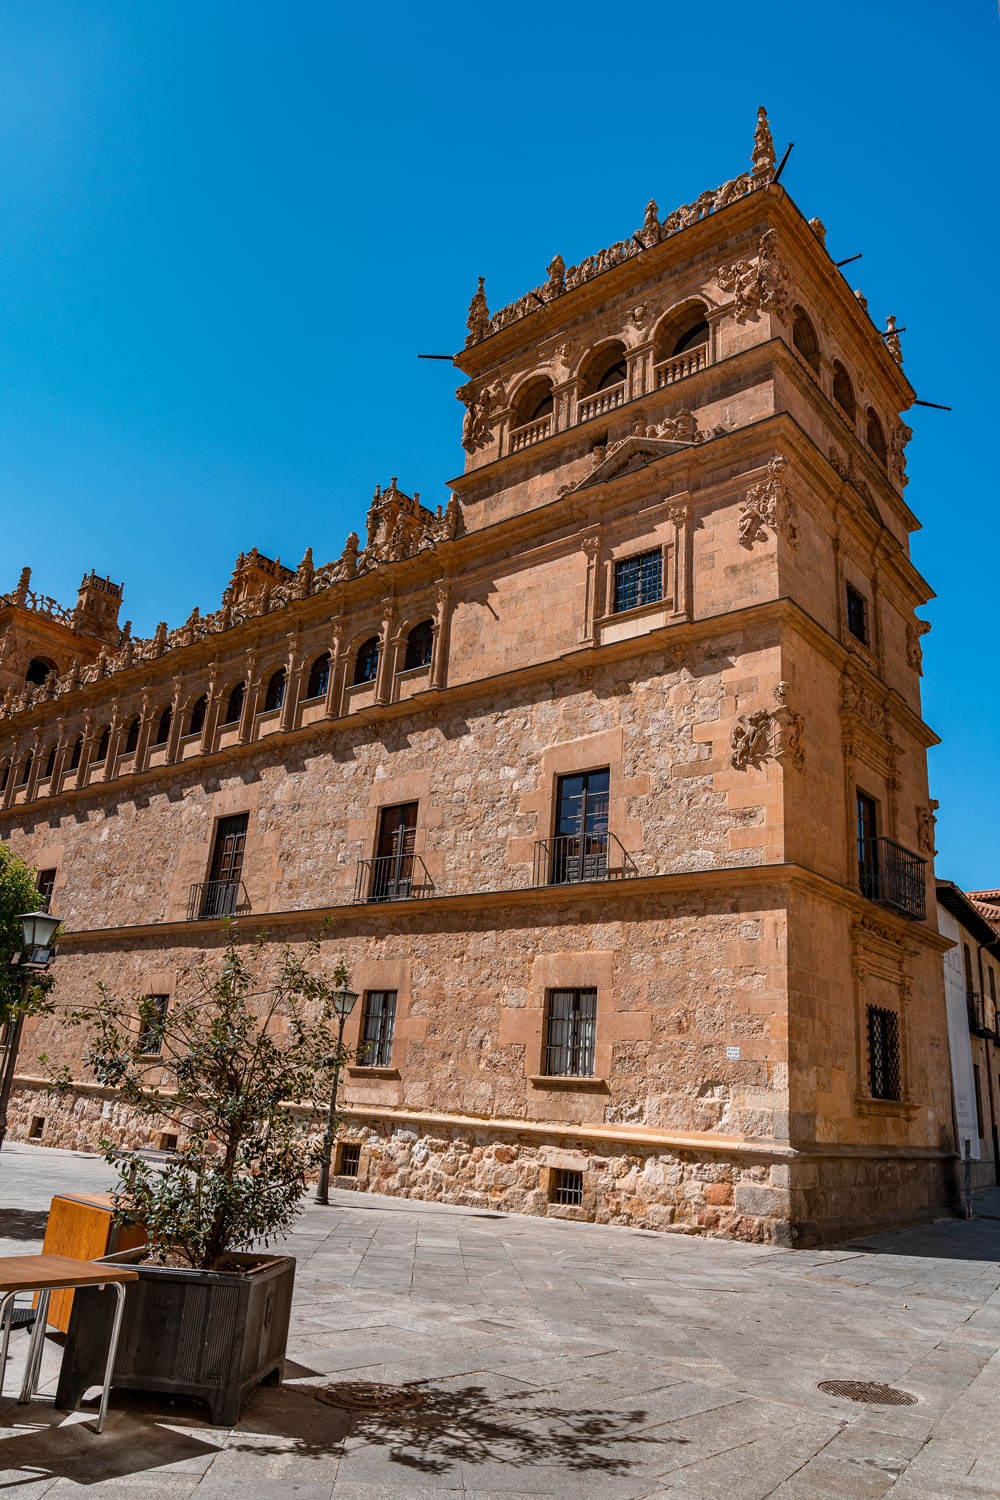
233, 1379, 688, 1478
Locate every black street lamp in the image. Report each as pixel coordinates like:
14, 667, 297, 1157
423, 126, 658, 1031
0, 909, 60, 1151
315, 983, 359, 1205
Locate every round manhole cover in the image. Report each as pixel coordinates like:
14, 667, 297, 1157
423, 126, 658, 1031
818, 1380, 917, 1406
315, 1381, 425, 1412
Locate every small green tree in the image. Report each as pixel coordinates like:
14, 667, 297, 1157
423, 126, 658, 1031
0, 844, 55, 1023
47, 930, 353, 1270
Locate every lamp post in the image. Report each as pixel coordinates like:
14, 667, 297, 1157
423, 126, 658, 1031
0, 909, 60, 1152
315, 983, 359, 1205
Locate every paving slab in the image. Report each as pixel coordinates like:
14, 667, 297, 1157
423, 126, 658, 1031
0, 1143, 998, 1498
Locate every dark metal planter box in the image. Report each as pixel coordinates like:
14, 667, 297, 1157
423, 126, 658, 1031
55, 1249, 295, 1427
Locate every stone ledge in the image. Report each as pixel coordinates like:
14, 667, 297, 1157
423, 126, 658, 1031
528, 1075, 609, 1092
346, 1066, 400, 1080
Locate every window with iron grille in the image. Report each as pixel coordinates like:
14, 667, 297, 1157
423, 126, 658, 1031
36, 869, 56, 909
550, 1168, 583, 1206
339, 1143, 361, 1178
138, 995, 170, 1057
846, 584, 869, 645
613, 549, 662, 614
867, 1004, 901, 1101
360, 990, 397, 1067
545, 989, 597, 1077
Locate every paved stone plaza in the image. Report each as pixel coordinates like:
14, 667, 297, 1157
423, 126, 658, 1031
0, 1143, 998, 1498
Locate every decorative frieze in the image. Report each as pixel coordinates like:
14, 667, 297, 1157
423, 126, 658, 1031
840, 670, 891, 739
730, 682, 805, 772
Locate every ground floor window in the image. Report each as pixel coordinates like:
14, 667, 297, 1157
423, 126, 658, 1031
867, 1004, 901, 1101
361, 990, 397, 1067
545, 989, 597, 1077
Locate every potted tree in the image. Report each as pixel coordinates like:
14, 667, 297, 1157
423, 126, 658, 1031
47, 931, 352, 1426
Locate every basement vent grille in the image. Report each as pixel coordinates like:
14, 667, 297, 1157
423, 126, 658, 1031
818, 1380, 917, 1406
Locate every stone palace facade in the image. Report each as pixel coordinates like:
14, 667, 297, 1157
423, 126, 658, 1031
0, 110, 955, 1245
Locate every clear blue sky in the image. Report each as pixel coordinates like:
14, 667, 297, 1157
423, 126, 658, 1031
0, 2, 994, 885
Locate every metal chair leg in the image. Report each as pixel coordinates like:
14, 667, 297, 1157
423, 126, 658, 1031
94, 1281, 126, 1434
0, 1292, 16, 1399
19, 1290, 49, 1403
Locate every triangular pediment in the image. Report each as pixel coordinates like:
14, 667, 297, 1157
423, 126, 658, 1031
572, 436, 693, 491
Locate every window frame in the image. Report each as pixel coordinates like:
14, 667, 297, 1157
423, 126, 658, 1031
866, 1003, 901, 1101
138, 995, 170, 1058
613, 548, 663, 615
845, 583, 869, 645
353, 637, 380, 686
359, 990, 397, 1068
544, 988, 598, 1078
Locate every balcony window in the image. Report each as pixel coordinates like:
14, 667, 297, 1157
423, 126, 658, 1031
792, 307, 821, 374
69, 735, 83, 770
832, 361, 856, 422
857, 791, 925, 919
25, 657, 55, 687
545, 989, 597, 1077
846, 584, 869, 645
403, 620, 434, 671
43, 744, 57, 778
614, 550, 662, 614
867, 1004, 901, 1101
306, 652, 330, 700
360, 990, 397, 1067
866, 408, 887, 467
368, 802, 417, 901
354, 637, 380, 686
16, 753, 32, 786
93, 728, 110, 764
192, 812, 249, 918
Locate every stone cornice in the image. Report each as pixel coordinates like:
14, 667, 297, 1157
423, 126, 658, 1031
48, 859, 951, 955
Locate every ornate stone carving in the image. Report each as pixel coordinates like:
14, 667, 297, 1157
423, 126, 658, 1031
544, 255, 565, 298
889, 421, 912, 486
808, 217, 827, 246
465, 277, 490, 346
630, 303, 650, 328
716, 228, 789, 321
884, 315, 903, 365
854, 289, 868, 312
751, 106, 775, 183
460, 378, 504, 453
916, 800, 938, 857
841, 671, 891, 738
730, 682, 804, 771
738, 455, 797, 548
654, 410, 726, 444
638, 199, 663, 248
906, 618, 930, 675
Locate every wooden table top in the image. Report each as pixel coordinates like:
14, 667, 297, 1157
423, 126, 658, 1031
0, 1254, 139, 1294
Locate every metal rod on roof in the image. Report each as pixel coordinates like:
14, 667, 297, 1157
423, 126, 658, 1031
417, 354, 455, 361
772, 143, 794, 183
912, 399, 953, 411
528, 292, 546, 307
881, 326, 907, 337
835, 253, 862, 267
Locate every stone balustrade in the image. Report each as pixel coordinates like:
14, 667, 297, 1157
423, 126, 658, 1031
577, 383, 625, 424
509, 415, 552, 453
654, 342, 708, 388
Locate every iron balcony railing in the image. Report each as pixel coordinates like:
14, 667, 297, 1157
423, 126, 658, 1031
857, 836, 926, 921
967, 992, 990, 1037
187, 879, 250, 921
354, 852, 433, 904
533, 831, 638, 888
